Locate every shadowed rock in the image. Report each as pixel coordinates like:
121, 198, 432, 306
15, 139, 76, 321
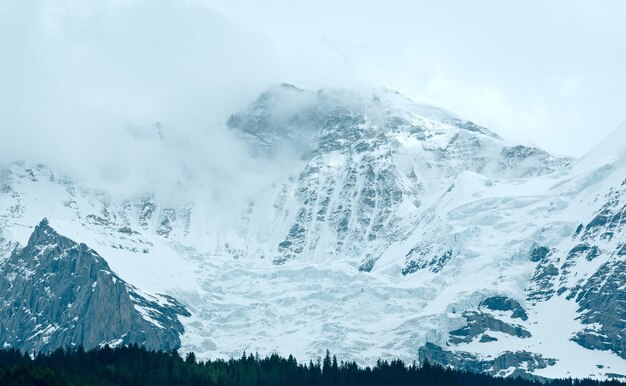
0, 219, 190, 353
418, 342, 556, 379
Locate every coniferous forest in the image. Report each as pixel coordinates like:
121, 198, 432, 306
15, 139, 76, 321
0, 345, 622, 386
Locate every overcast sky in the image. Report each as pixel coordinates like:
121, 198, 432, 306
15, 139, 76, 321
204, 0, 626, 156
0, 0, 624, 184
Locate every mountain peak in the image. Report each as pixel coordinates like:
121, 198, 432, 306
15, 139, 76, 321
1, 87, 623, 379
26, 217, 62, 248
0, 220, 190, 353
228, 85, 504, 156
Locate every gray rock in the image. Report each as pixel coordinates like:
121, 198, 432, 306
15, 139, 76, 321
566, 243, 600, 263
559, 184, 626, 359
480, 296, 528, 321
571, 259, 626, 359
0, 219, 190, 353
529, 246, 550, 262
526, 262, 559, 302
402, 249, 453, 275
479, 334, 498, 343
418, 342, 556, 378
449, 311, 531, 344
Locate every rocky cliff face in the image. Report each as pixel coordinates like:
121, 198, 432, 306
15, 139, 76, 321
545, 177, 626, 359
0, 219, 189, 353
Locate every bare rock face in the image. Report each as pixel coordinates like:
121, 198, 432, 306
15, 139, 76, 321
448, 311, 531, 345
418, 343, 556, 379
0, 219, 189, 353
571, 258, 626, 359
559, 182, 626, 359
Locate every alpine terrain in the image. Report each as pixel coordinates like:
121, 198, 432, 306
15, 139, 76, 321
1, 84, 625, 380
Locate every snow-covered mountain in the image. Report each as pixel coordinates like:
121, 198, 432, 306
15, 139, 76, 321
0, 84, 624, 380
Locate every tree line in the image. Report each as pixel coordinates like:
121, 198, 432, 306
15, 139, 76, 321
0, 344, 622, 386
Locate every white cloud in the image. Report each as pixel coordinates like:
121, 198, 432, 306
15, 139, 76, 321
1, 0, 624, 204
0, 0, 295, 221
200, 0, 626, 156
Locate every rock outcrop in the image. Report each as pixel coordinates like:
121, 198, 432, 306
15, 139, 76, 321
0, 219, 189, 353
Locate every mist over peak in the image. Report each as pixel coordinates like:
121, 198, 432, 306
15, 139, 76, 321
1, 1, 626, 381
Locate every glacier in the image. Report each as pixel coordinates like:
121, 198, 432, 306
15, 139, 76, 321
0, 84, 624, 380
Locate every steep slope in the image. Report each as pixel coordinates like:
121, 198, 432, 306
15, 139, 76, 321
417, 122, 626, 379
226, 85, 571, 271
0, 85, 623, 379
0, 219, 189, 353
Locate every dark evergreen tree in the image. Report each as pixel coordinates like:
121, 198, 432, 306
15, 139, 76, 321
0, 345, 623, 386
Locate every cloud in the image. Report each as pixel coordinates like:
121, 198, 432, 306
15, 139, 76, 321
202, 0, 626, 156
0, 0, 296, 219
1, 0, 625, 212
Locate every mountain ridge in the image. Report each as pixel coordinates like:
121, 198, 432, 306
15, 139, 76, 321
0, 218, 190, 353
0, 85, 624, 379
